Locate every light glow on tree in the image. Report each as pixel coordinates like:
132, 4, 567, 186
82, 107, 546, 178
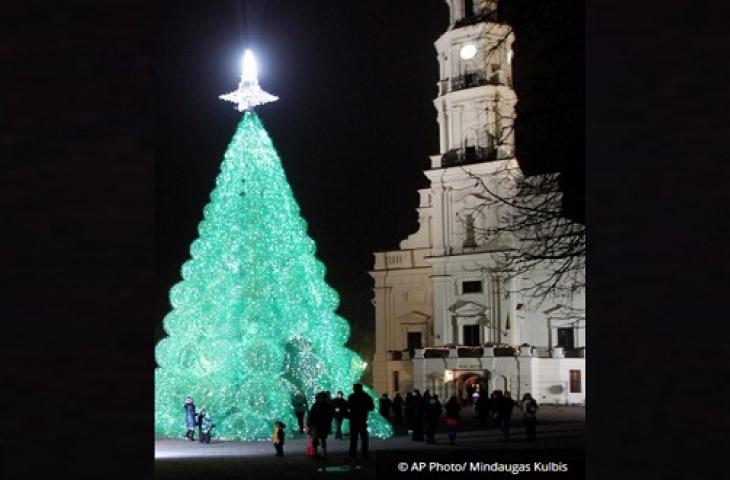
155, 110, 393, 441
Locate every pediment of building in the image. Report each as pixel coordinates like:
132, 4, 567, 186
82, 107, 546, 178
398, 311, 431, 324
542, 304, 585, 321
448, 300, 488, 317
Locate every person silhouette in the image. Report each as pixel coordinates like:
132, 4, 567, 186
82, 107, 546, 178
347, 384, 374, 460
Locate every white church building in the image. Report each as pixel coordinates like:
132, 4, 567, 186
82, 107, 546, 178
369, 0, 585, 405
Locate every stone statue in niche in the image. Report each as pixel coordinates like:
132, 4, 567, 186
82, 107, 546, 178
463, 213, 477, 248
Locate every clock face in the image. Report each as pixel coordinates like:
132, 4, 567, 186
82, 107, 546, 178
460, 44, 477, 60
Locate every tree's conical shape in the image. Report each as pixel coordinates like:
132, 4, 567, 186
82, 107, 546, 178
155, 112, 393, 440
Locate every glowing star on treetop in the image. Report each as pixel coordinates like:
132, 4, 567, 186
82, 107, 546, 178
219, 49, 279, 111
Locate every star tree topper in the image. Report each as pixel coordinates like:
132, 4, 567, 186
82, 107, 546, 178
220, 49, 279, 111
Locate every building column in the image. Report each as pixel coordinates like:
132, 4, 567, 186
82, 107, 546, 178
431, 184, 446, 256
443, 186, 454, 255
504, 276, 517, 345
486, 102, 496, 148
489, 274, 506, 344
431, 275, 453, 345
497, 89, 517, 158
413, 351, 426, 392
497, 275, 506, 344
372, 282, 390, 395
452, 108, 463, 150
438, 107, 448, 154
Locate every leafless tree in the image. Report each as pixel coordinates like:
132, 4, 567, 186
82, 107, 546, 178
448, 0, 585, 306
464, 166, 585, 306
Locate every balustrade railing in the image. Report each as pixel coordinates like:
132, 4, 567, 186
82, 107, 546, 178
439, 71, 505, 96
453, 11, 499, 28
441, 146, 497, 167
457, 347, 484, 358
409, 345, 584, 360
564, 347, 585, 358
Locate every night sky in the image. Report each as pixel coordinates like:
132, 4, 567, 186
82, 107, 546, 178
155, 0, 584, 364
155, 0, 450, 361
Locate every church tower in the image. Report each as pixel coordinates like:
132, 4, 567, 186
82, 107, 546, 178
424, 0, 519, 350
432, 0, 515, 172
370, 0, 585, 405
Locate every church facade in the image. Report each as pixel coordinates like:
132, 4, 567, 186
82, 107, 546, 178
369, 0, 585, 405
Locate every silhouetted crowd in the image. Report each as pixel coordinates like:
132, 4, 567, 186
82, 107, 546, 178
293, 383, 375, 460
181, 386, 540, 457
379, 388, 540, 444
182, 383, 375, 460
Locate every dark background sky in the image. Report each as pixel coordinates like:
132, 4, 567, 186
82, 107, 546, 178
156, 0, 450, 362
155, 0, 584, 365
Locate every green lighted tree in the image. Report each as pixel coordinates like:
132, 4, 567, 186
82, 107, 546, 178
155, 111, 392, 440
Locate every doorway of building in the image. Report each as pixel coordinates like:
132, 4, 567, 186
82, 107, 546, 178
454, 372, 488, 405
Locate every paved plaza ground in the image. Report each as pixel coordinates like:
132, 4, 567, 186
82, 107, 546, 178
155, 405, 585, 479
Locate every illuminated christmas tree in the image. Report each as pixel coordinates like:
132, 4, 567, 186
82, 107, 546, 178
155, 51, 392, 441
